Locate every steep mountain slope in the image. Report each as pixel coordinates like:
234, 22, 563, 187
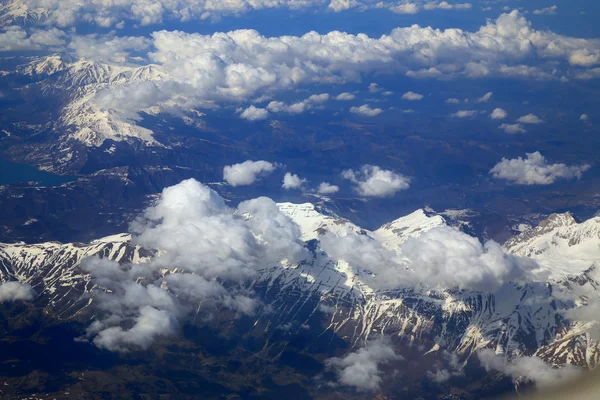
0, 205, 599, 371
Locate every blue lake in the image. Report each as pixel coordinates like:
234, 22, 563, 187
0, 158, 78, 186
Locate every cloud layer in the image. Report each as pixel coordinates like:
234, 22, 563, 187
0, 281, 35, 302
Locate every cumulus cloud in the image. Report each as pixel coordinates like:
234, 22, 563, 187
240, 105, 269, 121
321, 225, 548, 292
533, 5, 558, 16
451, 110, 477, 118
83, 179, 307, 351
336, 92, 356, 100
477, 349, 581, 387
368, 82, 383, 93
401, 227, 547, 292
499, 123, 526, 134
266, 94, 329, 115
490, 108, 507, 119
68, 34, 150, 63
350, 104, 384, 117
489, 152, 591, 185
424, 1, 472, 11
0, 26, 66, 51
342, 165, 410, 197
223, 160, 277, 186
401, 91, 424, 101
517, 113, 544, 124
477, 91, 493, 103
326, 340, 401, 391
282, 172, 307, 190
0, 281, 35, 302
580, 114, 589, 121
317, 182, 340, 195
446, 98, 461, 104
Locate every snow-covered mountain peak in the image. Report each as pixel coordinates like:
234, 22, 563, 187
505, 213, 600, 278
276, 202, 365, 242
373, 208, 447, 251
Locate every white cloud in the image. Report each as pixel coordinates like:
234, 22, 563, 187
368, 82, 382, 93
326, 340, 401, 391
533, 5, 558, 16
490, 108, 507, 119
517, 113, 543, 124
451, 110, 477, 118
9, 11, 600, 145
317, 182, 339, 194
282, 172, 307, 190
0, 26, 66, 51
580, 114, 589, 121
223, 160, 277, 186
387, 3, 418, 14
342, 165, 410, 197
424, 2, 472, 11
477, 349, 581, 387
83, 179, 307, 351
266, 93, 329, 115
328, 0, 359, 12
336, 92, 355, 100
240, 105, 269, 121
350, 104, 384, 117
321, 225, 548, 292
446, 98, 461, 104
401, 91, 424, 101
401, 227, 547, 292
477, 91, 493, 103
490, 152, 591, 185
499, 123, 526, 134
0, 281, 35, 302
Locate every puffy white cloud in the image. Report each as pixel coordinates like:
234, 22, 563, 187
499, 123, 526, 134
401, 91, 424, 101
336, 92, 356, 100
223, 160, 277, 186
321, 225, 548, 292
266, 93, 329, 115
68, 34, 150, 63
387, 3, 419, 14
0, 26, 66, 51
0, 0, 328, 28
368, 82, 382, 93
533, 5, 558, 16
240, 105, 269, 121
83, 179, 307, 351
326, 340, 401, 391
564, 301, 600, 341
282, 172, 307, 190
350, 104, 384, 117
451, 110, 477, 118
0, 281, 35, 302
489, 152, 591, 185
401, 227, 547, 292
424, 1, 471, 11
477, 349, 581, 387
490, 108, 507, 119
342, 165, 410, 197
328, 0, 359, 12
517, 113, 543, 124
317, 182, 339, 194
446, 98, 461, 104
477, 91, 493, 103
580, 114, 589, 121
